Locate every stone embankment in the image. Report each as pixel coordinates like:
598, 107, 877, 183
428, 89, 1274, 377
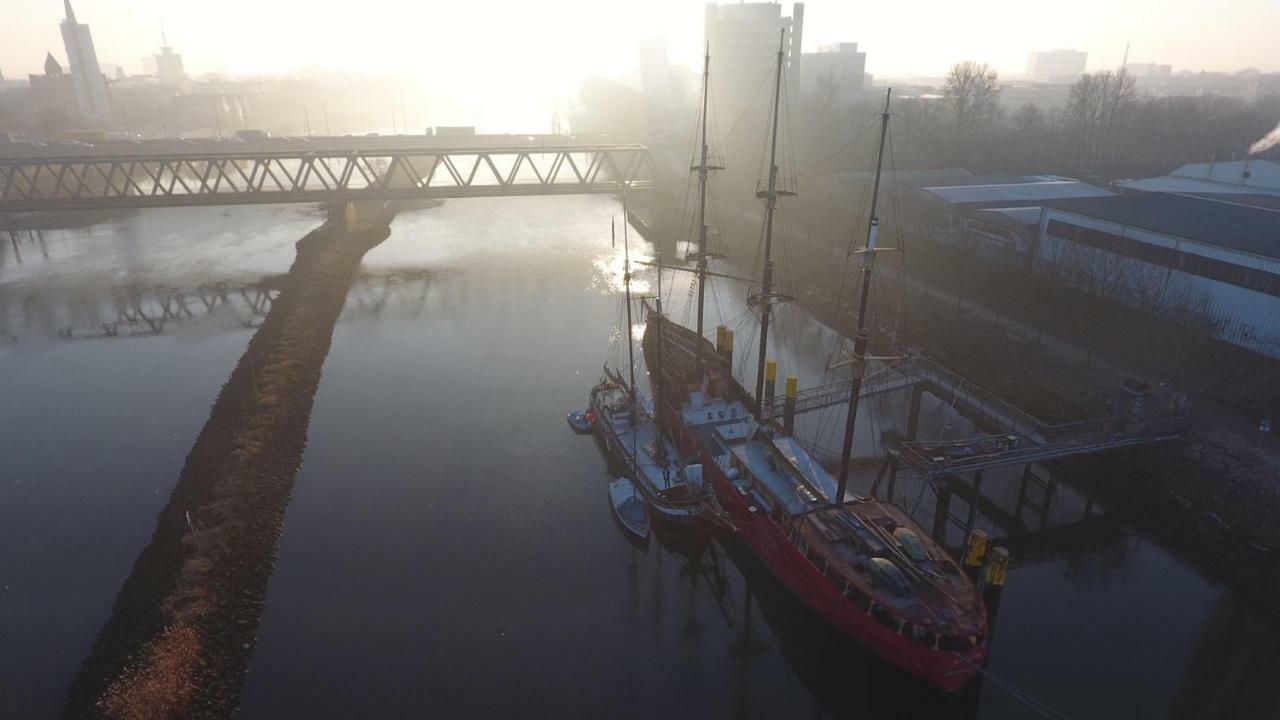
66, 203, 394, 719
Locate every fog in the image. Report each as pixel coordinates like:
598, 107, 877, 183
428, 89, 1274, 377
2, 0, 1279, 134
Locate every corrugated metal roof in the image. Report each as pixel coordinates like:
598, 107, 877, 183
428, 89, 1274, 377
1045, 193, 1280, 260
976, 206, 1044, 226
918, 180, 1113, 206
1187, 193, 1280, 212
1116, 160, 1280, 196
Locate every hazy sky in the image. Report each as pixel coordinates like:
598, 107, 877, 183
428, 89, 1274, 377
2, 0, 1276, 129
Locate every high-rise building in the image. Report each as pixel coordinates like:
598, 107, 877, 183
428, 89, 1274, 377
155, 25, 186, 84
1124, 62, 1173, 78
802, 42, 867, 102
60, 0, 112, 125
704, 1, 804, 157
1026, 49, 1088, 81
28, 53, 78, 137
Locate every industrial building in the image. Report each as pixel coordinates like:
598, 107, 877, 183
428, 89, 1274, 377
1025, 49, 1087, 82
913, 168, 1280, 357
912, 177, 1114, 266
802, 43, 868, 101
1115, 159, 1280, 199
1037, 193, 1280, 358
154, 27, 185, 85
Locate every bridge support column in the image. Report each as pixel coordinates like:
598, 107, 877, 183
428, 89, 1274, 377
932, 479, 952, 543
870, 450, 899, 499
1015, 464, 1032, 523
885, 452, 899, 503
905, 384, 923, 441
1039, 477, 1057, 529
964, 471, 984, 534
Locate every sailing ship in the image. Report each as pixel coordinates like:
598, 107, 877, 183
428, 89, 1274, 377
591, 213, 708, 526
639, 35, 988, 690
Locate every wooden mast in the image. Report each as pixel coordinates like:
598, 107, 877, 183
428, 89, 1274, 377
834, 88, 893, 504
752, 29, 788, 411
693, 42, 717, 376
620, 208, 636, 413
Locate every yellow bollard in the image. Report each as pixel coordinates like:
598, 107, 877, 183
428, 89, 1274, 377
962, 528, 989, 582
783, 374, 798, 435
764, 360, 778, 404
984, 546, 1009, 588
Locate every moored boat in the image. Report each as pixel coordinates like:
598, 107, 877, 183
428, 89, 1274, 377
591, 369, 707, 524
566, 410, 594, 434
638, 35, 988, 691
589, 212, 710, 526
608, 477, 650, 541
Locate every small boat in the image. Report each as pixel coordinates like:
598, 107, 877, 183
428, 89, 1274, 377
592, 368, 707, 524
566, 410, 593, 434
585, 202, 711, 526
608, 477, 650, 541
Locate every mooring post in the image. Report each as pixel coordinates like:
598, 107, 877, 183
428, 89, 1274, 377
962, 528, 989, 583
782, 374, 797, 437
722, 328, 734, 370
906, 384, 923, 441
982, 546, 1010, 648
764, 359, 777, 407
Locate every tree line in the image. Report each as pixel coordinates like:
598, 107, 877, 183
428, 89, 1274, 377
799, 63, 1280, 180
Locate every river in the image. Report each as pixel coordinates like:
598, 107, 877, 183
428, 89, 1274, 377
1, 196, 1272, 718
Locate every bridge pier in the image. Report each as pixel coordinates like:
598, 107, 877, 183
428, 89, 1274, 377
932, 479, 952, 543
964, 471, 985, 534
870, 450, 900, 502
905, 384, 923, 441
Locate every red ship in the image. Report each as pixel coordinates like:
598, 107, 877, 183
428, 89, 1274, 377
638, 37, 987, 691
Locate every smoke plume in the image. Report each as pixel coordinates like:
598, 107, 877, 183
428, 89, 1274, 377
1250, 121, 1280, 155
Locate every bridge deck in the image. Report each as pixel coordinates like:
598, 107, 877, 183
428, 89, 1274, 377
0, 143, 658, 212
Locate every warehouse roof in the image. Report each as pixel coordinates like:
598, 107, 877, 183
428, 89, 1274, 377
975, 206, 1045, 228
1045, 192, 1280, 260
1116, 160, 1280, 196
917, 179, 1113, 208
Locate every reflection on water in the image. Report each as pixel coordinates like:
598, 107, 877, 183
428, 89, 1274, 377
1, 196, 1277, 718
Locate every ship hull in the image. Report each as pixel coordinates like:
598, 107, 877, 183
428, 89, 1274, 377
590, 378, 707, 526
702, 451, 984, 692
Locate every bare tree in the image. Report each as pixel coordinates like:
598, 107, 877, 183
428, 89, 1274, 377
943, 61, 1002, 165
1065, 69, 1138, 169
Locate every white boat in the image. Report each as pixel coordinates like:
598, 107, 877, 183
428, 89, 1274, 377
608, 477, 650, 541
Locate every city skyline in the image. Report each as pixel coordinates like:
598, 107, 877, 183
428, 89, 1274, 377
2, 0, 1278, 85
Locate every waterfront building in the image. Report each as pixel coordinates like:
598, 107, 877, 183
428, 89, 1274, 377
801, 42, 868, 102
704, 1, 803, 156
60, 0, 112, 126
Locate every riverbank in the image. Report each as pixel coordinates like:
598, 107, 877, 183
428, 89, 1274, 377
65, 205, 394, 718
640, 186, 1280, 612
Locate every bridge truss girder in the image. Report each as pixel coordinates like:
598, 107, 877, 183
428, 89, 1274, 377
0, 145, 658, 212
